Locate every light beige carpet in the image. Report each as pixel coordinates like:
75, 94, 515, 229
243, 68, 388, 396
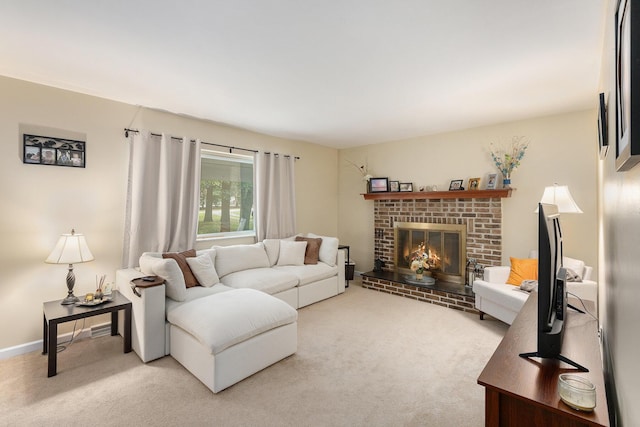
0, 279, 507, 426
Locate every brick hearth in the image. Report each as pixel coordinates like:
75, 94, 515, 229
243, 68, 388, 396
361, 270, 478, 314
362, 193, 508, 311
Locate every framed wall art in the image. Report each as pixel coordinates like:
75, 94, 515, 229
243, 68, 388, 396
23, 134, 85, 168
615, 0, 640, 171
598, 92, 609, 159
389, 181, 400, 192
369, 177, 389, 193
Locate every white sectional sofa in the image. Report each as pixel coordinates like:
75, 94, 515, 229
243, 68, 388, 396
115, 235, 345, 392
472, 255, 597, 325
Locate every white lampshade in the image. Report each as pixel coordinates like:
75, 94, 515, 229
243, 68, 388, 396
535, 184, 583, 214
46, 230, 94, 264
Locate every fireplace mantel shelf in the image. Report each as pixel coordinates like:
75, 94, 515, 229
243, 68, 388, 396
362, 188, 512, 200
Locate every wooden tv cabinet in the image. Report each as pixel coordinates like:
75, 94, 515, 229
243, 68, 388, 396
478, 292, 609, 426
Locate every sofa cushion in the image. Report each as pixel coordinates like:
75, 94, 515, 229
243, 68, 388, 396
186, 253, 220, 287
162, 249, 199, 288
506, 257, 538, 286
214, 242, 270, 278
220, 267, 299, 295
274, 262, 339, 286
167, 288, 297, 354
277, 240, 307, 266
295, 236, 322, 264
139, 255, 187, 301
307, 233, 339, 267
165, 283, 235, 315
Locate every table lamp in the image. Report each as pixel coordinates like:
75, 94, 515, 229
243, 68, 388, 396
534, 184, 583, 214
46, 229, 94, 305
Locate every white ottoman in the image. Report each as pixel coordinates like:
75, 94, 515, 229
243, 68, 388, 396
168, 288, 298, 393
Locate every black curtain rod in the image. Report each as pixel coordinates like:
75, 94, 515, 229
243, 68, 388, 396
124, 128, 300, 159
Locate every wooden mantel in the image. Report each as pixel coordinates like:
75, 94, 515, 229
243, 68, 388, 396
362, 188, 512, 200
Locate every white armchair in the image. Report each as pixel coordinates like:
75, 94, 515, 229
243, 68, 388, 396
472, 254, 597, 325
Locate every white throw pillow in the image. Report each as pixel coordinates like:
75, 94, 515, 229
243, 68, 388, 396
213, 242, 270, 278
262, 239, 280, 266
186, 253, 220, 287
276, 240, 307, 266
139, 256, 187, 301
563, 257, 585, 281
307, 233, 339, 267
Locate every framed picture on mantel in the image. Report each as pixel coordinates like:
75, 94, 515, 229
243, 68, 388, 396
399, 182, 413, 192
449, 179, 463, 191
369, 177, 389, 193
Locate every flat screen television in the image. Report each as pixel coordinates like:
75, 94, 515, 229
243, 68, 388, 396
519, 203, 588, 372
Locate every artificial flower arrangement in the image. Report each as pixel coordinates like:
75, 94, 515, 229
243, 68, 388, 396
489, 136, 529, 183
409, 242, 430, 275
346, 159, 373, 182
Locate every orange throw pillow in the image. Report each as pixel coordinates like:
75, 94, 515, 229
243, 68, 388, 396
506, 257, 538, 286
162, 249, 199, 288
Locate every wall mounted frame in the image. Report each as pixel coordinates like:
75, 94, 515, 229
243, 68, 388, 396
23, 134, 85, 168
615, 0, 640, 171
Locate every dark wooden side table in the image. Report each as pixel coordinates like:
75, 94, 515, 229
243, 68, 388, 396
478, 292, 609, 426
338, 244, 351, 287
42, 290, 132, 377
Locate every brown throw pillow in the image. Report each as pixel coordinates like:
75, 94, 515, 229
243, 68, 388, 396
162, 249, 199, 288
295, 236, 322, 265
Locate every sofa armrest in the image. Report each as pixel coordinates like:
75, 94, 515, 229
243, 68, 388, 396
567, 280, 597, 304
116, 268, 167, 362
482, 266, 511, 284
582, 266, 593, 282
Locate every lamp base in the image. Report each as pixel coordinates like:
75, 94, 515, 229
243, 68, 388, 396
60, 264, 79, 305
60, 294, 80, 305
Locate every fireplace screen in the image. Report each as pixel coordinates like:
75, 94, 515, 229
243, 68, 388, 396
394, 222, 467, 284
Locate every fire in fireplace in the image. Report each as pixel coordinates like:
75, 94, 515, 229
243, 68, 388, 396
394, 222, 467, 284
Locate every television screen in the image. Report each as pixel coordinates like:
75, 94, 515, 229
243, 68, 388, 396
538, 203, 562, 333
520, 203, 587, 371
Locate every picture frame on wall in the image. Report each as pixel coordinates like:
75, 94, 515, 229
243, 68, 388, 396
615, 0, 640, 171
389, 181, 400, 192
369, 177, 389, 193
23, 134, 86, 168
598, 92, 609, 159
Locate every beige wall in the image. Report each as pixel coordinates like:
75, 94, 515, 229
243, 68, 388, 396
597, 0, 640, 424
0, 76, 338, 350
338, 110, 598, 274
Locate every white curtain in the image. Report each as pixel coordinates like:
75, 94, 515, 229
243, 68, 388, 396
255, 152, 296, 240
122, 131, 201, 267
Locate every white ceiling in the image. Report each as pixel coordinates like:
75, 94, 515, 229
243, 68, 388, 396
0, 1, 605, 148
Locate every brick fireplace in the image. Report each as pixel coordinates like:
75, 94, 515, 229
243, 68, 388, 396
361, 189, 511, 312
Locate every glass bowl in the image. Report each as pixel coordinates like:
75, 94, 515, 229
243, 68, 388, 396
558, 374, 596, 411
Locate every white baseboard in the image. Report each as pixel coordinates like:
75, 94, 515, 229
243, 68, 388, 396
0, 322, 111, 360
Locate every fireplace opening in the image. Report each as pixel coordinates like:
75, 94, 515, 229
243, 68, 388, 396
394, 222, 467, 284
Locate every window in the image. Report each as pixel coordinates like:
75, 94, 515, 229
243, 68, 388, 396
198, 150, 254, 238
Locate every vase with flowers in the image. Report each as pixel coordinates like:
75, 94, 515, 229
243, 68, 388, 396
489, 136, 529, 187
409, 242, 430, 280
346, 159, 373, 192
